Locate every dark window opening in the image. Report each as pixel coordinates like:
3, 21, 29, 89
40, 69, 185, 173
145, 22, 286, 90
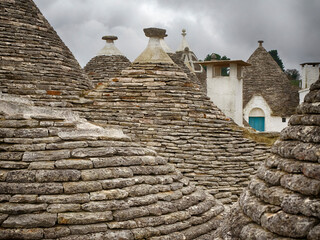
282, 118, 286, 122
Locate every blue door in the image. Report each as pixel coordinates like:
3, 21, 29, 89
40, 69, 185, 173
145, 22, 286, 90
249, 117, 265, 132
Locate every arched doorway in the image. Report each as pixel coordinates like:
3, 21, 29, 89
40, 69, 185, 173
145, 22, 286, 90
249, 108, 265, 131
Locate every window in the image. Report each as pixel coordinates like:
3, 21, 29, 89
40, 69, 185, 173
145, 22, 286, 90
282, 118, 286, 122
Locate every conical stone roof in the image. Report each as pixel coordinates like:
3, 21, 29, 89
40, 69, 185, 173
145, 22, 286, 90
75, 28, 269, 205
168, 52, 207, 93
0, 95, 224, 240
215, 78, 320, 239
243, 41, 299, 116
84, 36, 131, 87
0, 0, 92, 107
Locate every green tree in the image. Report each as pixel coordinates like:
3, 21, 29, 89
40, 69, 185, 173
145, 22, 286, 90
268, 50, 285, 72
285, 68, 301, 87
204, 53, 230, 76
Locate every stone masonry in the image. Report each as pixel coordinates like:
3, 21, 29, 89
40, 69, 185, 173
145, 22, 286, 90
0, 95, 225, 240
84, 36, 131, 87
0, 0, 92, 107
215, 78, 320, 239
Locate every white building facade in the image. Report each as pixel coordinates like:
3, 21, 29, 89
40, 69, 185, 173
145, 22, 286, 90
200, 60, 250, 126
299, 62, 320, 103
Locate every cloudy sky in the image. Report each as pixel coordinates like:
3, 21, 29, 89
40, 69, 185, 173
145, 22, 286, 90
34, 0, 320, 71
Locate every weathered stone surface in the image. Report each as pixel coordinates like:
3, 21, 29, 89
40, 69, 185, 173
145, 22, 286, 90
2, 213, 57, 228
81, 167, 133, 180
308, 224, 320, 240
0, 182, 63, 194
6, 170, 36, 182
43, 226, 71, 239
302, 162, 320, 180
99, 178, 136, 189
55, 159, 93, 169
82, 200, 129, 211
0, 228, 44, 240
22, 150, 70, 161
9, 194, 37, 203
239, 190, 280, 224
36, 169, 81, 182
260, 211, 318, 238
71, 147, 117, 158
113, 207, 150, 221
257, 165, 286, 186
0, 203, 47, 214
28, 161, 55, 170
58, 211, 112, 225
280, 174, 320, 195
0, 152, 23, 161
239, 223, 283, 240
47, 203, 81, 213
0, 213, 8, 224
90, 189, 128, 201
63, 181, 102, 193
69, 223, 108, 235
281, 194, 320, 218
37, 193, 90, 204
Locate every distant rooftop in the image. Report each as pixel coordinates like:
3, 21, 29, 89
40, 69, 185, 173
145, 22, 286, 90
198, 60, 251, 67
300, 62, 320, 66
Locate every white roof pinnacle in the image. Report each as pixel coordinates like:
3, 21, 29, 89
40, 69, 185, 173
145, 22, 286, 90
97, 35, 123, 56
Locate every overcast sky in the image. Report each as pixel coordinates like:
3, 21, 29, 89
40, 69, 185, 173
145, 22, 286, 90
34, 0, 320, 71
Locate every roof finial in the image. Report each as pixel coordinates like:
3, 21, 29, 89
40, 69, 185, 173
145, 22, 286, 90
182, 29, 187, 37
258, 40, 264, 47
177, 29, 190, 52
97, 35, 123, 56
133, 27, 174, 64
102, 35, 118, 43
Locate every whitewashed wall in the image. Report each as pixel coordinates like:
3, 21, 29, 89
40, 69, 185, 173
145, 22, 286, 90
207, 63, 243, 126
243, 95, 288, 132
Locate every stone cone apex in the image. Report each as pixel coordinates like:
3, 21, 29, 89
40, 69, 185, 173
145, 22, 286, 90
133, 27, 174, 64
97, 35, 123, 56
177, 29, 191, 52
84, 35, 131, 87
0, 95, 224, 239
216, 77, 320, 239
0, 0, 92, 107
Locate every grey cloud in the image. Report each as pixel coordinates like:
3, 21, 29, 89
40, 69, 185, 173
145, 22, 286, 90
34, 0, 320, 71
